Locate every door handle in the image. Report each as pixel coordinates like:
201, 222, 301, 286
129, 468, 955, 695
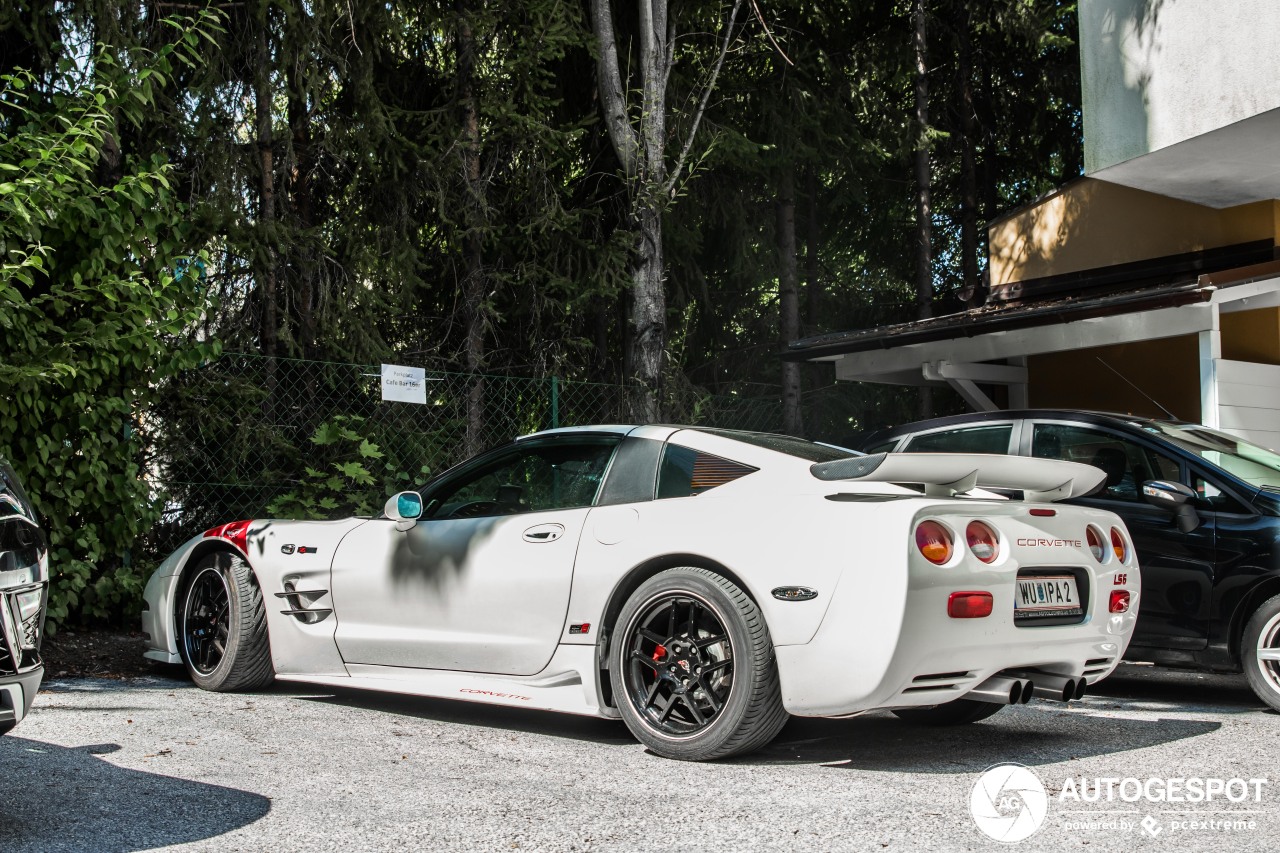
523, 523, 565, 543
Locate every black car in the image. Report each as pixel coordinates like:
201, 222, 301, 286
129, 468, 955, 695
0, 458, 48, 734
863, 410, 1280, 711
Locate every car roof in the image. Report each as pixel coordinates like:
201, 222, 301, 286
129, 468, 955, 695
875, 409, 1192, 440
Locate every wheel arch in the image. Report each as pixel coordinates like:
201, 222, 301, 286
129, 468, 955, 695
170, 541, 263, 656
1229, 574, 1280, 662
594, 553, 760, 709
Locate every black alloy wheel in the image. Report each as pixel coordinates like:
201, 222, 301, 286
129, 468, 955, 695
623, 593, 734, 735
183, 564, 231, 675
610, 567, 788, 761
177, 551, 274, 692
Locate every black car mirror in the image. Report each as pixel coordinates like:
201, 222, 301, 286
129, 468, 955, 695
1142, 480, 1200, 533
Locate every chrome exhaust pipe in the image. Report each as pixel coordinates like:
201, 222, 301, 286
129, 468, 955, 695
1028, 673, 1079, 702
964, 675, 1032, 705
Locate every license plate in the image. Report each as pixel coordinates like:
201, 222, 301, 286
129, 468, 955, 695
1015, 575, 1083, 618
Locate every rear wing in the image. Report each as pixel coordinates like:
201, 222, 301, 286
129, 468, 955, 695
810, 452, 1106, 502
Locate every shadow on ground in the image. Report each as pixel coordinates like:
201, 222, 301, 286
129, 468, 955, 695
0, 736, 270, 853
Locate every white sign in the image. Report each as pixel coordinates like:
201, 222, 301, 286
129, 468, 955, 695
380, 364, 426, 404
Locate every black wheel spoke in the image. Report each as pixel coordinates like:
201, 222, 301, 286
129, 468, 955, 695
702, 658, 732, 676
631, 650, 659, 671
695, 634, 727, 650
658, 695, 679, 724
638, 628, 666, 645
643, 679, 662, 709
698, 678, 723, 712
683, 694, 706, 726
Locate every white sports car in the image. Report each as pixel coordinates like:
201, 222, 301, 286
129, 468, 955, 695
143, 425, 1140, 760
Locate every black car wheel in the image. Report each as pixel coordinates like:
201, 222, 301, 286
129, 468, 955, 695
1242, 593, 1280, 713
610, 568, 787, 761
892, 698, 1005, 725
179, 552, 274, 692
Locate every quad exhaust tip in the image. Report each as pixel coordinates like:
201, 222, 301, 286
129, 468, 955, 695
964, 673, 1087, 705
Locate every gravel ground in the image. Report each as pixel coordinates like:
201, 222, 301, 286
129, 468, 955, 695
2, 664, 1278, 852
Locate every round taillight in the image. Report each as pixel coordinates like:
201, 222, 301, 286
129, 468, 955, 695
966, 521, 1000, 564
916, 520, 954, 565
1086, 526, 1107, 562
1110, 527, 1128, 562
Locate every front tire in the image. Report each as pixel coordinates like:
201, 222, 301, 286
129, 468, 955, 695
892, 699, 1005, 725
1241, 593, 1280, 712
178, 551, 274, 692
610, 568, 788, 761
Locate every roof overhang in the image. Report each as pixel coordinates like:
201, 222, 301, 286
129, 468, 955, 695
787, 262, 1280, 388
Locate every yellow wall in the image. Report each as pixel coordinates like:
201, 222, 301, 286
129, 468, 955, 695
1027, 336, 1200, 421
988, 179, 1280, 286
1222, 307, 1280, 364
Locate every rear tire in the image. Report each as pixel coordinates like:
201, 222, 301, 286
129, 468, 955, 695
1241, 593, 1280, 713
610, 568, 788, 760
892, 698, 1005, 725
178, 551, 274, 692
0, 720, 14, 736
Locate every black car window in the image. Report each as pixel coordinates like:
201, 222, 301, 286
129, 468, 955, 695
903, 424, 1013, 455
1032, 423, 1177, 503
1190, 471, 1251, 514
424, 438, 619, 518
656, 444, 757, 499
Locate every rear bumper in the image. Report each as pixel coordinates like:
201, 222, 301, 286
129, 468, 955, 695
777, 560, 1139, 717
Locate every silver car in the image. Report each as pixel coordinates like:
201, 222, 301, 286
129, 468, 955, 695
0, 458, 48, 734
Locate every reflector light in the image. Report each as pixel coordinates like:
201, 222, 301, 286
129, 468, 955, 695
915, 520, 954, 565
965, 521, 1000, 563
1029, 508, 1056, 517
1086, 526, 1106, 562
203, 519, 253, 554
1109, 590, 1131, 613
948, 591, 994, 618
1110, 527, 1128, 563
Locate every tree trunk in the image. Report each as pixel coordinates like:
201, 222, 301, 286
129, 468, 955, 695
456, 1, 487, 455
255, 16, 278, 363
630, 204, 664, 423
287, 47, 315, 357
956, 3, 981, 309
804, 167, 821, 333
776, 167, 803, 437
912, 0, 933, 418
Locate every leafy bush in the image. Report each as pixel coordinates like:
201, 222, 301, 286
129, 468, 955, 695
0, 18, 219, 629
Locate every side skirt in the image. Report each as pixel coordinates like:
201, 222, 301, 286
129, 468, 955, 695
274, 643, 619, 719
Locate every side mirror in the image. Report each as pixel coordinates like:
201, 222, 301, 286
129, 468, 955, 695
385, 491, 423, 532
1142, 480, 1200, 533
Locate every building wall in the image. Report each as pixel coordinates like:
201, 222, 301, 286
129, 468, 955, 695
1222, 307, 1280, 365
1027, 335, 1200, 420
1216, 359, 1280, 450
988, 179, 1280, 285
1081, 0, 1280, 174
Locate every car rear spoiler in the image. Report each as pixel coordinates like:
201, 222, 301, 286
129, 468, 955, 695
809, 453, 1106, 502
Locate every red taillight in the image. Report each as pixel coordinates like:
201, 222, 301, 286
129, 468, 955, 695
948, 591, 994, 618
1110, 527, 1128, 563
1086, 526, 1106, 562
203, 519, 252, 553
915, 520, 954, 565
966, 521, 1000, 563
1109, 590, 1131, 613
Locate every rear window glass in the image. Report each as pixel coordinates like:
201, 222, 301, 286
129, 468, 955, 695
657, 445, 757, 498
694, 429, 859, 463
904, 424, 1012, 454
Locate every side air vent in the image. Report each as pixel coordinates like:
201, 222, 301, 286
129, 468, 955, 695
275, 583, 332, 624
902, 671, 975, 692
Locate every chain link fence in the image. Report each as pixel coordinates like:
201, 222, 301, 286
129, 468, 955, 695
145, 353, 789, 553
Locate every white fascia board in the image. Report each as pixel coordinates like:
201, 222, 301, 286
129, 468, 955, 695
832, 302, 1215, 382
1212, 277, 1280, 311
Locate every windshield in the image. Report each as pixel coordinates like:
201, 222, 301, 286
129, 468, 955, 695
1141, 422, 1280, 490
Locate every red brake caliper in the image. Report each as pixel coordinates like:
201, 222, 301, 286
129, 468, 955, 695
652, 644, 667, 662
